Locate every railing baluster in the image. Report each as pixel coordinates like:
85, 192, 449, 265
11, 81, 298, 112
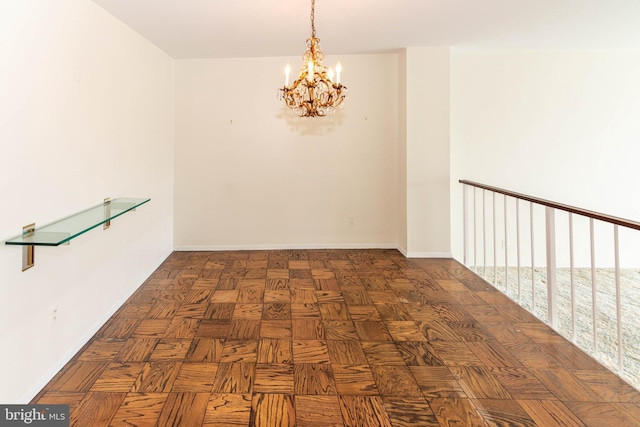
483, 189, 487, 279
504, 194, 509, 294
590, 218, 597, 353
545, 207, 557, 328
614, 225, 623, 372
516, 198, 521, 304
493, 192, 497, 284
463, 184, 468, 266
569, 213, 576, 342
473, 187, 477, 273
531, 202, 536, 312
459, 180, 640, 390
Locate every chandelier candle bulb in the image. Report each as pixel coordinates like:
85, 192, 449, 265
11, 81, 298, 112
277, 0, 347, 117
307, 61, 314, 82
285, 64, 290, 86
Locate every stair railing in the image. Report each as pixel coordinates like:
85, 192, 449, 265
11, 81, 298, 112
460, 179, 640, 388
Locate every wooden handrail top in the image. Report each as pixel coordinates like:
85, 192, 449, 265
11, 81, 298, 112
460, 180, 640, 232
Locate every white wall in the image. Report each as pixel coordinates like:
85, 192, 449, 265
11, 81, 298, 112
0, 0, 174, 402
403, 48, 451, 257
451, 50, 640, 267
397, 50, 408, 253
174, 54, 399, 250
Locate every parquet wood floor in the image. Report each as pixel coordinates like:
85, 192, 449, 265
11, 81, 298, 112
32, 250, 640, 426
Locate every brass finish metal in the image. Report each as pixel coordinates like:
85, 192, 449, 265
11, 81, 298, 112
22, 223, 35, 271
104, 198, 111, 230
278, 0, 347, 117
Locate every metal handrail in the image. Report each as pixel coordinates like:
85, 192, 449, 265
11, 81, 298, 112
460, 179, 636, 386
459, 180, 640, 231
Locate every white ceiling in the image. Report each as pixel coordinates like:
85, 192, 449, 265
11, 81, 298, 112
91, 0, 640, 59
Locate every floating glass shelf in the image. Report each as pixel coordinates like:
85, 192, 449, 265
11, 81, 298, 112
5, 198, 149, 270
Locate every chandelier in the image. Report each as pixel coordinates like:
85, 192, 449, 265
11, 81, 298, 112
278, 0, 347, 117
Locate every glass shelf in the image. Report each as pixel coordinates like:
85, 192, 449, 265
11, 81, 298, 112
5, 198, 150, 247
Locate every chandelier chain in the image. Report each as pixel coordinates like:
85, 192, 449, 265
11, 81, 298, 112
310, 0, 316, 38
278, 0, 347, 117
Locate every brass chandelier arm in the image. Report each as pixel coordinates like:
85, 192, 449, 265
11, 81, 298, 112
278, 0, 347, 118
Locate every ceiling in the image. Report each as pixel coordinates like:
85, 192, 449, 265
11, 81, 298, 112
91, 0, 640, 59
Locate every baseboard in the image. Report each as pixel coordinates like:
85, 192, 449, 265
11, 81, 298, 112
405, 251, 452, 259
173, 243, 402, 252
396, 245, 408, 257
173, 244, 452, 260
20, 248, 172, 403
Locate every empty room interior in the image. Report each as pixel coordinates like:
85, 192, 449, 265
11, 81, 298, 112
2, 0, 640, 425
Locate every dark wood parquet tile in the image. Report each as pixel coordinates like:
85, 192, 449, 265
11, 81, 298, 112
474, 398, 537, 427
49, 362, 109, 392
564, 401, 631, 427
156, 392, 209, 426
489, 367, 556, 400
354, 320, 393, 341
164, 317, 200, 338
110, 392, 167, 426
385, 320, 428, 341
249, 393, 295, 427
77, 339, 126, 361
219, 340, 258, 363
34, 392, 86, 413
233, 304, 264, 320
196, 320, 230, 338
371, 365, 423, 396
264, 290, 290, 303
418, 320, 462, 342
410, 366, 467, 398
31, 250, 640, 426
327, 340, 368, 364
397, 341, 444, 366
532, 367, 603, 402
361, 341, 407, 365
338, 395, 393, 427
292, 339, 330, 364
294, 363, 337, 395
260, 320, 291, 339
383, 396, 440, 426
253, 364, 294, 393
70, 391, 127, 427
295, 395, 343, 427
429, 397, 486, 426
116, 338, 158, 363
450, 321, 495, 342
130, 361, 181, 393
202, 302, 236, 320
518, 400, 586, 426
292, 319, 324, 339
449, 366, 512, 399
430, 341, 483, 366
467, 340, 524, 367
203, 393, 252, 426
257, 338, 292, 364
333, 364, 379, 395
348, 304, 382, 321
172, 363, 218, 392
573, 370, 640, 403
133, 319, 171, 338
212, 362, 255, 393
146, 302, 180, 319
148, 339, 191, 360
324, 320, 360, 340
90, 362, 145, 392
